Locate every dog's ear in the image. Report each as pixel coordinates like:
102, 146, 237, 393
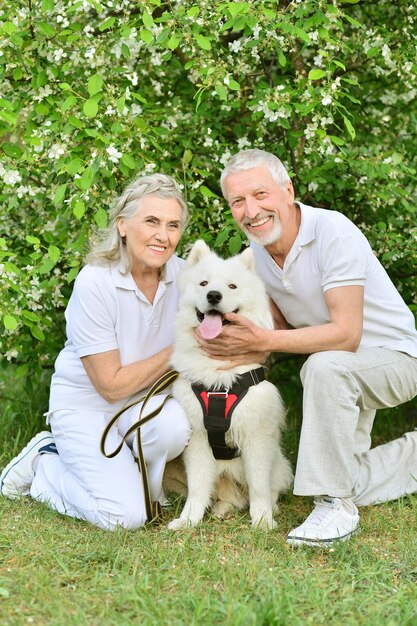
187, 239, 211, 267
239, 246, 255, 272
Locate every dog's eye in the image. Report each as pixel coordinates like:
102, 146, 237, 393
228, 283, 237, 289
200, 281, 208, 287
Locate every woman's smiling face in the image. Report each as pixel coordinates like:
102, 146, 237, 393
117, 195, 182, 274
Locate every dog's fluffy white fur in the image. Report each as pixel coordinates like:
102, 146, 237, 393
168, 240, 293, 530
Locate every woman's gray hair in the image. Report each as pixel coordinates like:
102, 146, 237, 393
220, 149, 291, 199
86, 173, 188, 271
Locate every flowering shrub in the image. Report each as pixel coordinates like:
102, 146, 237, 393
1, 0, 416, 383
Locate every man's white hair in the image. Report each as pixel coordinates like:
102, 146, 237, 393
220, 149, 291, 199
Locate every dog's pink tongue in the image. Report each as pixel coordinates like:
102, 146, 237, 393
199, 313, 223, 339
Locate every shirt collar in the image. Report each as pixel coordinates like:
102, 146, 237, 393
296, 201, 317, 247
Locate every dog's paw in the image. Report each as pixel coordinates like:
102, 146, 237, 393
211, 500, 235, 519
251, 516, 277, 530
167, 517, 194, 531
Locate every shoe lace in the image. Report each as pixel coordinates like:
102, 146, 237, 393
306, 498, 339, 527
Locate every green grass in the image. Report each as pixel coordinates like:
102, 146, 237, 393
1, 363, 417, 626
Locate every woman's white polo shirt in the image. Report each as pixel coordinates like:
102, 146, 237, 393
49, 255, 185, 414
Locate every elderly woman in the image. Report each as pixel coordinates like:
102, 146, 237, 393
0, 173, 191, 530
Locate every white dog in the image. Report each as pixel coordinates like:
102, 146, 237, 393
168, 240, 293, 530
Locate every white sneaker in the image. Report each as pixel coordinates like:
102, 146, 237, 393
287, 497, 360, 547
0, 431, 56, 499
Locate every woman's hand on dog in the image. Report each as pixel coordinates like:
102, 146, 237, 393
196, 312, 271, 368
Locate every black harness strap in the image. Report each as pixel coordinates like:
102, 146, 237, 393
191, 367, 265, 460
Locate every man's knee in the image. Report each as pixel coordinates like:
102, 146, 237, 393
300, 351, 350, 386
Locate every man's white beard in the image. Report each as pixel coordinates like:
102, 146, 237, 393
242, 217, 282, 246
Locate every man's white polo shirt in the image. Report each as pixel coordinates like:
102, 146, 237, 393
251, 202, 417, 357
49, 255, 186, 413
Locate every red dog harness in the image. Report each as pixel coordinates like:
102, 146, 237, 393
191, 367, 265, 460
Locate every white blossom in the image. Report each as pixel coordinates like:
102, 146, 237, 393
3, 170, 22, 185
106, 145, 122, 163
229, 39, 243, 53
53, 48, 67, 62
48, 144, 66, 160
33, 85, 53, 101
252, 24, 261, 39
321, 94, 332, 106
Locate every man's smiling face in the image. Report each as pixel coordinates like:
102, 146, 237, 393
224, 166, 294, 246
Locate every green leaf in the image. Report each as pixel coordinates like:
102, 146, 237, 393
88, 74, 103, 96
121, 43, 131, 59
54, 184, 67, 204
117, 96, 125, 115
26, 235, 40, 245
182, 149, 193, 164
215, 227, 231, 247
227, 2, 250, 17
42, 0, 55, 10
0, 110, 18, 125
94, 208, 108, 228
142, 11, 154, 28
79, 166, 94, 190
195, 34, 212, 51
3, 315, 18, 330
48, 245, 60, 263
2, 22, 16, 35
73, 200, 86, 219
15, 364, 29, 378
329, 135, 345, 146
22, 310, 41, 322
30, 325, 45, 341
187, 7, 199, 17
61, 95, 77, 112
35, 103, 50, 116
228, 78, 240, 91
13, 67, 23, 80
277, 50, 287, 67
344, 14, 362, 28
228, 233, 242, 255
342, 115, 356, 140
140, 29, 153, 44
215, 84, 228, 101
67, 266, 80, 283
200, 185, 219, 198
332, 60, 346, 71
121, 154, 137, 169
66, 158, 83, 175
38, 22, 56, 38
38, 258, 56, 274
308, 69, 325, 80
3, 143, 22, 159
99, 16, 115, 31
366, 47, 379, 59
83, 99, 99, 118
167, 35, 180, 50
68, 115, 84, 129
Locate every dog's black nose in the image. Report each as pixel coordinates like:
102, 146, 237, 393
207, 290, 222, 305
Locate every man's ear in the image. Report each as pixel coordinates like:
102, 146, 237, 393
285, 180, 295, 204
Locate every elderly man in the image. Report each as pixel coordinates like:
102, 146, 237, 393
199, 148, 417, 547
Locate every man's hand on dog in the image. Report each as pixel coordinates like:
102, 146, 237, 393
196, 312, 270, 369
